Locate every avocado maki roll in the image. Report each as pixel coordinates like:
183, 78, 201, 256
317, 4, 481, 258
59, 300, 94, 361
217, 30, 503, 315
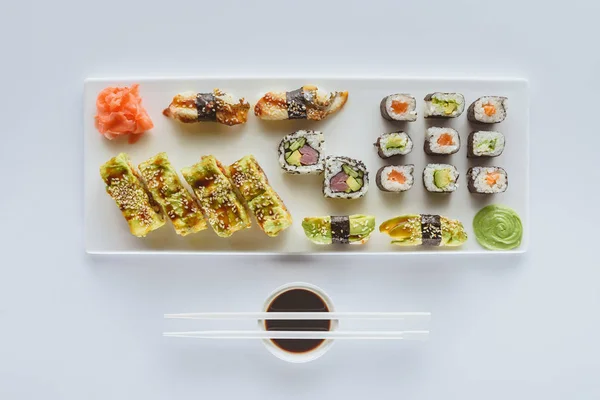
163, 89, 250, 126
100, 153, 165, 237
228, 155, 292, 237
379, 214, 467, 247
278, 130, 325, 174
302, 215, 376, 245
254, 85, 348, 121
380, 94, 417, 121
423, 92, 465, 118
467, 96, 508, 123
323, 156, 369, 199
138, 153, 207, 236
467, 131, 505, 158
467, 166, 508, 194
181, 156, 251, 238
423, 164, 459, 193
376, 165, 414, 192
424, 127, 461, 155
374, 132, 413, 158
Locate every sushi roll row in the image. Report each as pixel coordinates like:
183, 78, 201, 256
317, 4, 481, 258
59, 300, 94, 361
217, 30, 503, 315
380, 93, 508, 123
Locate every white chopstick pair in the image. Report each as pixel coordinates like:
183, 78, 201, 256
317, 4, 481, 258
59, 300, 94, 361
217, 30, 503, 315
163, 312, 430, 341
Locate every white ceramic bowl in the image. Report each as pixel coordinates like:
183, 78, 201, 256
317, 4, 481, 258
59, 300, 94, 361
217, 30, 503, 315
259, 282, 338, 363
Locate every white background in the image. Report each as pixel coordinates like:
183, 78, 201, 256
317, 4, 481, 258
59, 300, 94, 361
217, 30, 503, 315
1, 0, 599, 399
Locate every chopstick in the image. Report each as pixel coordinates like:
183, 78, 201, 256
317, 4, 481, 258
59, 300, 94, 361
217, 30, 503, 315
163, 330, 429, 340
164, 312, 431, 320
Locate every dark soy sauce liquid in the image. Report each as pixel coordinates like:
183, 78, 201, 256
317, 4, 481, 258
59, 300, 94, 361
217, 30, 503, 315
265, 288, 331, 353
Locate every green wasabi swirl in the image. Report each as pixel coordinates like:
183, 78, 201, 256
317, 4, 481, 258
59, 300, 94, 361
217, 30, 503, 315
473, 205, 523, 250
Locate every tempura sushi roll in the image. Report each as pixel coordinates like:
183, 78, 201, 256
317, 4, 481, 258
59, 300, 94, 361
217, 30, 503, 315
423, 164, 459, 193
423, 92, 465, 118
228, 155, 292, 237
323, 156, 369, 199
181, 156, 251, 237
278, 130, 325, 174
254, 85, 348, 121
376, 165, 414, 193
467, 131, 505, 157
302, 215, 376, 245
163, 89, 250, 126
374, 132, 413, 158
380, 94, 417, 121
424, 127, 461, 155
467, 166, 508, 194
138, 153, 207, 236
100, 153, 165, 237
379, 214, 467, 246
467, 96, 508, 123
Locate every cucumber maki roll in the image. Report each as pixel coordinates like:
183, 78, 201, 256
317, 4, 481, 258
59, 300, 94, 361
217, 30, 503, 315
467, 131, 505, 158
467, 96, 508, 123
302, 215, 376, 245
424, 127, 461, 155
323, 156, 369, 199
278, 130, 325, 174
380, 94, 417, 121
423, 164, 459, 193
423, 92, 465, 118
467, 166, 508, 194
374, 132, 413, 158
379, 214, 467, 247
376, 165, 414, 192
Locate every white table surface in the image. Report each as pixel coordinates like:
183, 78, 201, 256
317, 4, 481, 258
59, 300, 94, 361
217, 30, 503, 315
1, 0, 599, 398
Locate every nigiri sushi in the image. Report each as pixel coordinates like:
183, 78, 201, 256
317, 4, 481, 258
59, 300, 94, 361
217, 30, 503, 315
163, 89, 250, 126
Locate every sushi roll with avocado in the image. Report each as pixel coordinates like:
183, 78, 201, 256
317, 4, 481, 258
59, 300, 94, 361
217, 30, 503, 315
376, 165, 414, 193
423, 164, 459, 193
100, 153, 165, 237
163, 89, 250, 126
467, 96, 508, 123
467, 166, 508, 194
380, 94, 417, 121
424, 127, 461, 155
278, 130, 325, 174
374, 132, 413, 158
323, 156, 369, 199
138, 152, 207, 236
302, 215, 376, 245
423, 92, 465, 118
379, 214, 467, 246
467, 131, 505, 157
254, 85, 348, 121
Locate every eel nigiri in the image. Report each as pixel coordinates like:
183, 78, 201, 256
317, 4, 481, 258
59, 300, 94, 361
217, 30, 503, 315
163, 89, 250, 126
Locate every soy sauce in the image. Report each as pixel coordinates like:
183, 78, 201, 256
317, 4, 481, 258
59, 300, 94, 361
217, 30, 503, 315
265, 288, 330, 353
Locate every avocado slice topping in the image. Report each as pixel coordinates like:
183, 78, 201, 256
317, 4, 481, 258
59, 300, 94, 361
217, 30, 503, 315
286, 150, 302, 166
385, 135, 407, 150
434, 169, 452, 188
346, 176, 362, 192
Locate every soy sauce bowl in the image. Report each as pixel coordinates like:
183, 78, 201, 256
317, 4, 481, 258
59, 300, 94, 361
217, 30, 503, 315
259, 282, 338, 363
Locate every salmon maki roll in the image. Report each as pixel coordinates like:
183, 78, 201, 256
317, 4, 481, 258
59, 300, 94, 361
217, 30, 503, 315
424, 127, 461, 155
467, 167, 508, 194
467, 96, 508, 123
380, 94, 417, 121
163, 89, 250, 126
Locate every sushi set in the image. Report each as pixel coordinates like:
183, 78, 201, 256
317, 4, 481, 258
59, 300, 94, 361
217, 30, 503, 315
84, 77, 529, 254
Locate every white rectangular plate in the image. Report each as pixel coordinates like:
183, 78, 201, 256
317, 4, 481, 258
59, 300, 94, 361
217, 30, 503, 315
85, 77, 528, 255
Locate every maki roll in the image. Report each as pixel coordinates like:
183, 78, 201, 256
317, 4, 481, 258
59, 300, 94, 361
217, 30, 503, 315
228, 155, 293, 237
467, 166, 508, 194
374, 132, 413, 158
379, 214, 467, 246
376, 165, 414, 193
278, 130, 325, 174
323, 156, 369, 199
138, 153, 207, 236
423, 164, 459, 193
467, 131, 505, 158
423, 92, 465, 118
100, 153, 165, 237
302, 215, 376, 245
467, 96, 508, 123
254, 85, 348, 121
424, 127, 461, 155
380, 94, 417, 121
163, 89, 250, 126
181, 156, 251, 237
